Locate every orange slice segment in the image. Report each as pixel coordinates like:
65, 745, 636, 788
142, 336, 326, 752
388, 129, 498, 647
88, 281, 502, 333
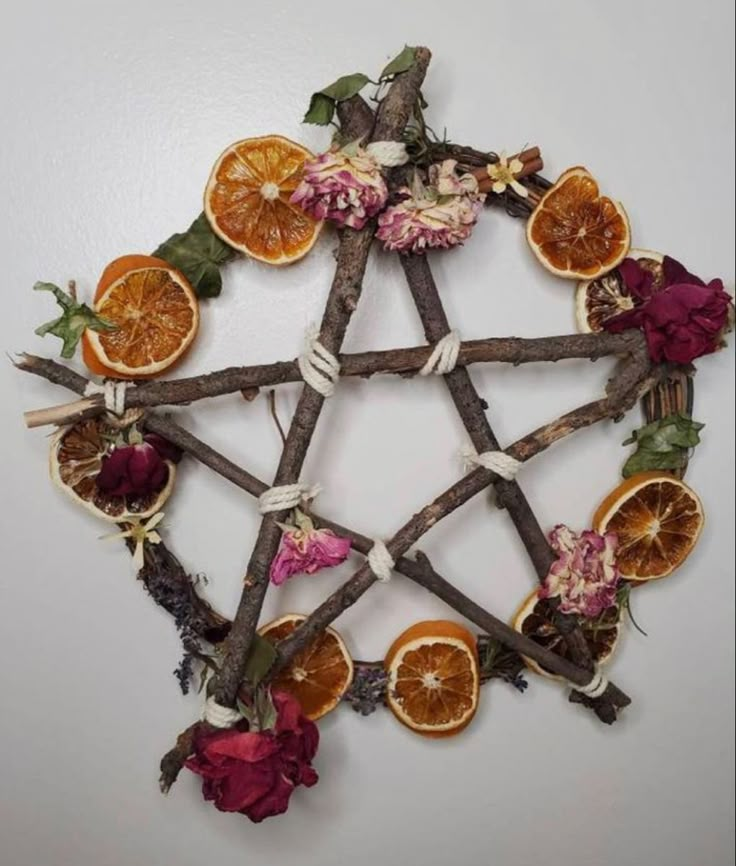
204, 135, 322, 265
258, 614, 353, 720
512, 592, 620, 680
593, 472, 704, 581
527, 167, 631, 280
575, 249, 665, 333
49, 417, 176, 522
82, 254, 199, 379
384, 620, 480, 738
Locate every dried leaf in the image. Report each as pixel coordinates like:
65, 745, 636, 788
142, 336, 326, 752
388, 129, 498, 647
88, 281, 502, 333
622, 413, 704, 478
153, 213, 236, 299
303, 73, 372, 125
33, 282, 116, 359
379, 45, 417, 80
242, 634, 277, 687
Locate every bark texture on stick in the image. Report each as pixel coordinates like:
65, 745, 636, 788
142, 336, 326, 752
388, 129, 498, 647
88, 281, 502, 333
212, 48, 433, 709
274, 350, 650, 692
400, 254, 625, 722
19, 329, 647, 429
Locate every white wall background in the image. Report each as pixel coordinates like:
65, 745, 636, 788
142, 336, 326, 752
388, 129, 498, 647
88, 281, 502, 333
1, 1, 734, 864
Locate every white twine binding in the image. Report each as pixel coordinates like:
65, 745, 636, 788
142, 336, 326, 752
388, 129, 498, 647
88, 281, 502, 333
367, 539, 394, 583
420, 331, 462, 376
297, 326, 341, 398
203, 696, 242, 729
461, 446, 523, 481
573, 668, 609, 699
84, 380, 131, 416
365, 141, 410, 167
258, 482, 321, 515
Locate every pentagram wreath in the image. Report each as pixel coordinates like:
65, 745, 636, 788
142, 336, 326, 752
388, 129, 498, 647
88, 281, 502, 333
17, 45, 733, 824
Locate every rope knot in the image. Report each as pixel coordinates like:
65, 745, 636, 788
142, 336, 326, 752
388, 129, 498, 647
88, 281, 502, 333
203, 696, 242, 729
258, 482, 321, 515
84, 379, 133, 417
420, 331, 461, 376
367, 539, 394, 582
572, 667, 609, 700
461, 446, 522, 481
365, 141, 410, 168
297, 325, 341, 397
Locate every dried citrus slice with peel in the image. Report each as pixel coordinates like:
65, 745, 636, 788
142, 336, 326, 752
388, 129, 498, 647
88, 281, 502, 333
82, 254, 199, 379
527, 167, 631, 280
512, 592, 621, 680
258, 614, 353, 720
575, 249, 664, 333
204, 135, 322, 265
49, 417, 176, 522
384, 620, 480, 738
593, 472, 704, 581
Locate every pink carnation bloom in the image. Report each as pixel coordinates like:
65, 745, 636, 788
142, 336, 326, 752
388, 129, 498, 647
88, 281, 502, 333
270, 511, 351, 586
290, 146, 388, 230
539, 525, 621, 618
376, 159, 485, 253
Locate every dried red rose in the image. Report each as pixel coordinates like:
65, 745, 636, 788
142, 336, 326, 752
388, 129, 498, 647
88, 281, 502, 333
604, 256, 732, 364
96, 434, 181, 497
185, 691, 319, 823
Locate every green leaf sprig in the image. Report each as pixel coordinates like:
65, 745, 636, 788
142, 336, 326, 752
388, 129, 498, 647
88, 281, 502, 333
303, 45, 417, 126
153, 213, 236, 299
622, 413, 704, 478
34, 282, 116, 359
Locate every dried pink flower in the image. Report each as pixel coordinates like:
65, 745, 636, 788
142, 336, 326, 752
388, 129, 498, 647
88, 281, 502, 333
376, 160, 485, 253
290, 144, 388, 230
270, 510, 351, 586
539, 525, 621, 618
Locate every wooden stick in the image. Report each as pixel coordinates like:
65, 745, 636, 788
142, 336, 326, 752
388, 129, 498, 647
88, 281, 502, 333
7, 342, 632, 691
212, 48, 434, 709
273, 354, 652, 694
19, 328, 647, 429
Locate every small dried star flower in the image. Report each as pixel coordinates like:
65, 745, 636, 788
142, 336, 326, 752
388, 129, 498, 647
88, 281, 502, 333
270, 509, 351, 586
102, 511, 165, 571
290, 142, 388, 230
539, 524, 621, 618
486, 152, 528, 198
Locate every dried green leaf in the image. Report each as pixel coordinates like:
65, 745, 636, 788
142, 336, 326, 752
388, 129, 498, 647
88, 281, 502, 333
322, 72, 372, 101
33, 282, 116, 359
242, 634, 277, 687
153, 213, 236, 299
304, 92, 337, 125
622, 413, 704, 478
237, 685, 278, 732
379, 45, 417, 81
303, 73, 372, 126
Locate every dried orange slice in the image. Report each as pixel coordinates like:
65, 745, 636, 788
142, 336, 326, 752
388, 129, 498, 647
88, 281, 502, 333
576, 249, 664, 332
258, 614, 353, 720
384, 620, 480, 738
512, 592, 620, 680
593, 472, 704, 581
526, 167, 631, 280
49, 417, 176, 522
204, 135, 322, 265
82, 254, 199, 379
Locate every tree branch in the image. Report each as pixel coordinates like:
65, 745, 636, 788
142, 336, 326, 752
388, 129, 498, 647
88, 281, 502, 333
19, 328, 647, 429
